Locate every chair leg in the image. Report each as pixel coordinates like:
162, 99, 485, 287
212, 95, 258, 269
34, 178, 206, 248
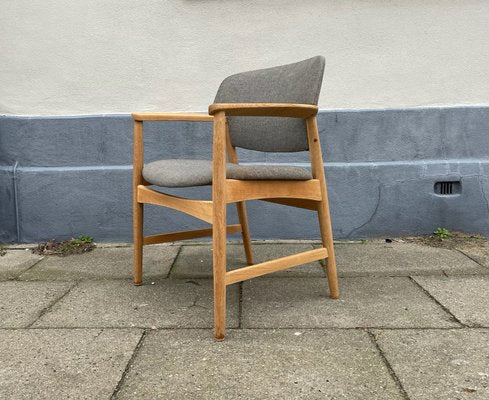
306, 115, 339, 299
213, 200, 227, 340
236, 201, 253, 265
133, 200, 143, 286
317, 202, 339, 299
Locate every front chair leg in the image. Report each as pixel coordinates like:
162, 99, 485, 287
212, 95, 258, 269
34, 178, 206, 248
212, 110, 228, 340
213, 200, 227, 340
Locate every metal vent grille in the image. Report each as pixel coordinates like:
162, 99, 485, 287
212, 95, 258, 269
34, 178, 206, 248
434, 181, 461, 195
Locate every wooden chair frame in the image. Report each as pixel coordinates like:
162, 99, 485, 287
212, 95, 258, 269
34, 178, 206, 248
132, 103, 339, 340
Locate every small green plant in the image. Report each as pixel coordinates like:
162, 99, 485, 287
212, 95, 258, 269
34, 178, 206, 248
60, 235, 93, 253
80, 235, 93, 243
0, 246, 6, 256
434, 227, 451, 239
72, 235, 93, 245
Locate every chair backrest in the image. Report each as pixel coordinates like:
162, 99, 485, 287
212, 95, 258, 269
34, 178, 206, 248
214, 56, 325, 152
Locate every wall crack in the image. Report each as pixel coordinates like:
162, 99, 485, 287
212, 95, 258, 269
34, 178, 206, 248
346, 184, 382, 239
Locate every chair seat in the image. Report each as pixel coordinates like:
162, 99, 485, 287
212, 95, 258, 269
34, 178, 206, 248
142, 159, 312, 187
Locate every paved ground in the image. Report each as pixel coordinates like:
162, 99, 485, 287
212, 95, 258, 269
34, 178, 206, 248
0, 240, 488, 399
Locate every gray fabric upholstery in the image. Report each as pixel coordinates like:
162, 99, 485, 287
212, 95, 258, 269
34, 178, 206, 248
143, 159, 312, 188
214, 56, 325, 152
143, 160, 213, 187
226, 163, 311, 181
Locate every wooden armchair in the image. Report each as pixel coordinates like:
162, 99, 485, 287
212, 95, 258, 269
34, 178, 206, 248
132, 56, 339, 340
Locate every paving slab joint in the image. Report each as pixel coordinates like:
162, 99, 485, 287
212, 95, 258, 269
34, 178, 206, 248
408, 276, 467, 327
167, 245, 183, 278
454, 248, 489, 269
11, 255, 45, 281
366, 329, 411, 400
110, 329, 148, 400
26, 281, 79, 328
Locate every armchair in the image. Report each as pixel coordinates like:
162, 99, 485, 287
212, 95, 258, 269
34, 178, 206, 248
132, 56, 338, 340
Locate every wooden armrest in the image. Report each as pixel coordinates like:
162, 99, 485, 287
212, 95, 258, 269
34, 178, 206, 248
208, 103, 318, 118
132, 112, 214, 122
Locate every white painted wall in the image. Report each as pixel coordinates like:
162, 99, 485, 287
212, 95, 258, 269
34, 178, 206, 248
1, 0, 488, 115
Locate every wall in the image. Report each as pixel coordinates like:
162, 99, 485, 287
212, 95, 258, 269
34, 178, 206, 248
1, 0, 488, 114
1, 107, 488, 243
1, 1, 488, 242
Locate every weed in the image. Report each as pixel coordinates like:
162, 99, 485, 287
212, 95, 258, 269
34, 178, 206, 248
433, 227, 451, 239
77, 235, 93, 244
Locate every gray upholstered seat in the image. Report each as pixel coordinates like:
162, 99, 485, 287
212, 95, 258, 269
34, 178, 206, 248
143, 159, 312, 188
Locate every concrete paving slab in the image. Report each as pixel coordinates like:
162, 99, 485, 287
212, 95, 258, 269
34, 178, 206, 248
0, 328, 142, 400
373, 329, 489, 400
3, 244, 38, 249
332, 242, 485, 276
0, 281, 73, 328
95, 242, 131, 248
0, 249, 43, 280
455, 241, 489, 268
34, 279, 239, 328
115, 329, 404, 400
242, 277, 460, 328
413, 276, 489, 327
171, 243, 324, 278
19, 245, 180, 281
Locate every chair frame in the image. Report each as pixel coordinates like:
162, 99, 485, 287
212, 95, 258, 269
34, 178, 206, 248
132, 103, 339, 340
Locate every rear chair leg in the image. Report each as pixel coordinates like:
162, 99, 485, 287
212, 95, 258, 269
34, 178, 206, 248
306, 115, 339, 299
133, 120, 144, 286
317, 202, 339, 299
236, 201, 253, 265
133, 200, 143, 285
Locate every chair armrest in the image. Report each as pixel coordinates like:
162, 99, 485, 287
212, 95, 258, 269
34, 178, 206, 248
208, 103, 318, 118
132, 112, 214, 122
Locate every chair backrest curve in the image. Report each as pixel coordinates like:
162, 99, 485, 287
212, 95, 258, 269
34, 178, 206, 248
214, 56, 325, 152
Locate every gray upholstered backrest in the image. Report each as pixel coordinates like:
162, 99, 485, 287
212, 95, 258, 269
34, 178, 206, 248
214, 56, 325, 152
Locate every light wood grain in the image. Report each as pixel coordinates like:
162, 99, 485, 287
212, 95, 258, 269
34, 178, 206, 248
133, 121, 144, 285
137, 186, 213, 224
307, 116, 339, 299
225, 179, 321, 203
208, 103, 318, 118
225, 248, 328, 285
132, 112, 213, 122
235, 202, 253, 265
226, 121, 254, 265
212, 111, 227, 340
260, 198, 319, 211
143, 224, 242, 245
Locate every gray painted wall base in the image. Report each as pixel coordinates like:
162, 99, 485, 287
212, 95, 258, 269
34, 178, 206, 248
1, 107, 488, 243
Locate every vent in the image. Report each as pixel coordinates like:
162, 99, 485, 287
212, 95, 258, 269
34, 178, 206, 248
434, 181, 461, 195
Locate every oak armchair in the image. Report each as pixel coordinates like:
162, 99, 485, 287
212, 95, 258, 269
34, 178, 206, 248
132, 56, 339, 340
